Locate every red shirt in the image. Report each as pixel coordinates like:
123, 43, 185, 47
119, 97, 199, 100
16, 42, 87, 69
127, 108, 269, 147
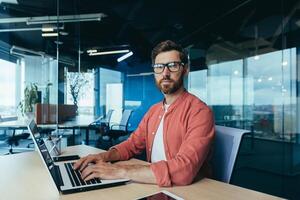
113, 90, 215, 186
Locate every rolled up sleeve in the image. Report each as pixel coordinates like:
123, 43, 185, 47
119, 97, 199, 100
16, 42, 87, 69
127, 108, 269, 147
112, 111, 150, 160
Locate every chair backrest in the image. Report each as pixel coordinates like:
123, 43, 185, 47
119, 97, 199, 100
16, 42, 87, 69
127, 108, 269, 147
102, 109, 114, 124
212, 125, 249, 183
118, 109, 133, 130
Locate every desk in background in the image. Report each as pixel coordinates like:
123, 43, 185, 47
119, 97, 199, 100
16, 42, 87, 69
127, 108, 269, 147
0, 115, 98, 145
0, 145, 283, 200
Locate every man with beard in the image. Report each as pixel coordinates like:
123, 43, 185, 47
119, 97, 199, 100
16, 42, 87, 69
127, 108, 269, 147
74, 40, 215, 186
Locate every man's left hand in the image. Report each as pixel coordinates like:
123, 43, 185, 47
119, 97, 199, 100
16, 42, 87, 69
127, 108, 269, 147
81, 161, 127, 181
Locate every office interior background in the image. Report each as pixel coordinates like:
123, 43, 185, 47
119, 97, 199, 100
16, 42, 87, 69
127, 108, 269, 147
0, 0, 300, 199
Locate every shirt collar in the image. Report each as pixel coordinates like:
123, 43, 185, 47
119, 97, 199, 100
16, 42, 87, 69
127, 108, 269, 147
160, 89, 188, 112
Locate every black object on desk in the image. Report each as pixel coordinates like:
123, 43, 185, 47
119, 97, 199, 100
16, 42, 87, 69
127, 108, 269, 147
53, 155, 80, 162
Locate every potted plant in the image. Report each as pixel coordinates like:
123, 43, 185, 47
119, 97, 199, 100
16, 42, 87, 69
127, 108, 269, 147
18, 83, 39, 117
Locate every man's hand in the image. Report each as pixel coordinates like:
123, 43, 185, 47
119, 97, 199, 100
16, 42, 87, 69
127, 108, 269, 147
73, 148, 121, 171
81, 161, 157, 185
81, 161, 127, 181
73, 153, 107, 171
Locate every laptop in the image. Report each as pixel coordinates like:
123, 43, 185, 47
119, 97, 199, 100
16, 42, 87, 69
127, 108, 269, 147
27, 119, 129, 194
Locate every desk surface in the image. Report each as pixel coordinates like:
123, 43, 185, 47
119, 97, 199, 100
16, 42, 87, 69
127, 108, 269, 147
0, 145, 282, 200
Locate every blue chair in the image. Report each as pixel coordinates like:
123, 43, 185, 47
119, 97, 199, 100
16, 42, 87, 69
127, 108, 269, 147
212, 125, 250, 183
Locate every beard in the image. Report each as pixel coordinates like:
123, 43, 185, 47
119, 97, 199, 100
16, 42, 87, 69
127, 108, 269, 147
155, 74, 184, 95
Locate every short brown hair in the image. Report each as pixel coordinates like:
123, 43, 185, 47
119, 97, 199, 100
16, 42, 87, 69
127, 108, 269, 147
151, 40, 188, 65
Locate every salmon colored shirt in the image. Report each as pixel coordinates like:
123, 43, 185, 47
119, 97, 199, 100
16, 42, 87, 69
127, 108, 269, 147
113, 90, 215, 187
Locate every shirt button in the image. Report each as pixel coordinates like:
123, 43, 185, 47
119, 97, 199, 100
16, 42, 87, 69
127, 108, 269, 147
159, 115, 162, 119
152, 132, 155, 135
149, 148, 151, 151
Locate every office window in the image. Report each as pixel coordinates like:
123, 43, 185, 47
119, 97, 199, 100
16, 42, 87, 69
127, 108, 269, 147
99, 68, 123, 123
188, 69, 208, 102
0, 59, 16, 116
246, 48, 297, 138
188, 48, 297, 139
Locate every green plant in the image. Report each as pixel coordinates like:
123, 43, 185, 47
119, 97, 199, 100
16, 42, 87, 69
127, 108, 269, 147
18, 83, 39, 115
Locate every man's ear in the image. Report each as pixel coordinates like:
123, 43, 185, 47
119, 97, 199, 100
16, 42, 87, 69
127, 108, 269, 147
183, 65, 189, 76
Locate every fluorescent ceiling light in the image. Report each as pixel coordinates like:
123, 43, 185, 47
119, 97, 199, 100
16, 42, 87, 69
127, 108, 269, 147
42, 25, 54, 32
89, 49, 130, 56
27, 13, 106, 25
42, 27, 54, 32
117, 51, 133, 62
0, 25, 63, 32
42, 32, 58, 37
87, 49, 97, 54
0, 13, 106, 24
0, 0, 18, 4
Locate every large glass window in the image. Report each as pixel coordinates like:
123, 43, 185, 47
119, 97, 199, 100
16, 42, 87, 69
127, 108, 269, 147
246, 48, 297, 138
0, 59, 16, 116
188, 48, 297, 139
99, 68, 123, 123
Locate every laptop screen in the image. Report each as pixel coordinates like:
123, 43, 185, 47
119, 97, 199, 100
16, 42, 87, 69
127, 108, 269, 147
27, 120, 55, 170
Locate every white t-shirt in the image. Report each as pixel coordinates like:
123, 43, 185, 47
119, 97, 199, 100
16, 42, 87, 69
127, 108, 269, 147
151, 104, 170, 163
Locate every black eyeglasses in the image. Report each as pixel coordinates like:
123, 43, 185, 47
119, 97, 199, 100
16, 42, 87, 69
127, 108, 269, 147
152, 61, 185, 74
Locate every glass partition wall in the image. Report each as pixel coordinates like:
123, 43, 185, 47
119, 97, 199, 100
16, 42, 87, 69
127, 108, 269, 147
187, 1, 300, 199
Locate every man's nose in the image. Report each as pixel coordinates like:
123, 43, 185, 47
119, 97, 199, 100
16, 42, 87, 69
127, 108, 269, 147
162, 66, 171, 76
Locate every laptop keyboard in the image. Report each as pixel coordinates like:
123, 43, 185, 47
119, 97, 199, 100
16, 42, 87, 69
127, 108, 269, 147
64, 162, 101, 187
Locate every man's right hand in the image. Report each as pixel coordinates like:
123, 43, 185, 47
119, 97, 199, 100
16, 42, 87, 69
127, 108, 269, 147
73, 148, 121, 171
73, 153, 107, 171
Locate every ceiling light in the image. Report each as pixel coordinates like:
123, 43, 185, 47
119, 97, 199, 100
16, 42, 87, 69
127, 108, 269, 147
254, 55, 260, 60
54, 41, 63, 45
257, 78, 262, 83
233, 70, 239, 75
87, 49, 97, 54
42, 32, 58, 37
42, 27, 54, 32
59, 31, 69, 36
26, 13, 106, 25
42, 24, 55, 32
117, 51, 133, 62
268, 77, 273, 81
89, 49, 130, 56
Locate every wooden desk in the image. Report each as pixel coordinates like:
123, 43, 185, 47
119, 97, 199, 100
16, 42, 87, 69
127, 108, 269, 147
0, 145, 282, 200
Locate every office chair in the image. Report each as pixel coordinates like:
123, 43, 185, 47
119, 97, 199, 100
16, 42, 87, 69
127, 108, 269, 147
89, 109, 114, 137
99, 109, 133, 148
212, 125, 250, 183
90, 109, 114, 127
5, 129, 31, 154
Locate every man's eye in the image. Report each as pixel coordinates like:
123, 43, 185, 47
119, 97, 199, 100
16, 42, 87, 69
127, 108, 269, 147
167, 63, 176, 67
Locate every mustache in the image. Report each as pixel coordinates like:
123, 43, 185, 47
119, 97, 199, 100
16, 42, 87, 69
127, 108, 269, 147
159, 77, 173, 83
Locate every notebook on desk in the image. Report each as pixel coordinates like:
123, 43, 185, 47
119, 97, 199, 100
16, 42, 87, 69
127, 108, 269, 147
27, 119, 129, 194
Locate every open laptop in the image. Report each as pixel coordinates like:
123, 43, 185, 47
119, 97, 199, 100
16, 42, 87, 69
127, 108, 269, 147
27, 119, 129, 194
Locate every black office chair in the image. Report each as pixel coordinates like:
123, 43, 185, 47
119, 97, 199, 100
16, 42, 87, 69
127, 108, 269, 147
90, 109, 114, 128
5, 129, 30, 154
97, 109, 133, 149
